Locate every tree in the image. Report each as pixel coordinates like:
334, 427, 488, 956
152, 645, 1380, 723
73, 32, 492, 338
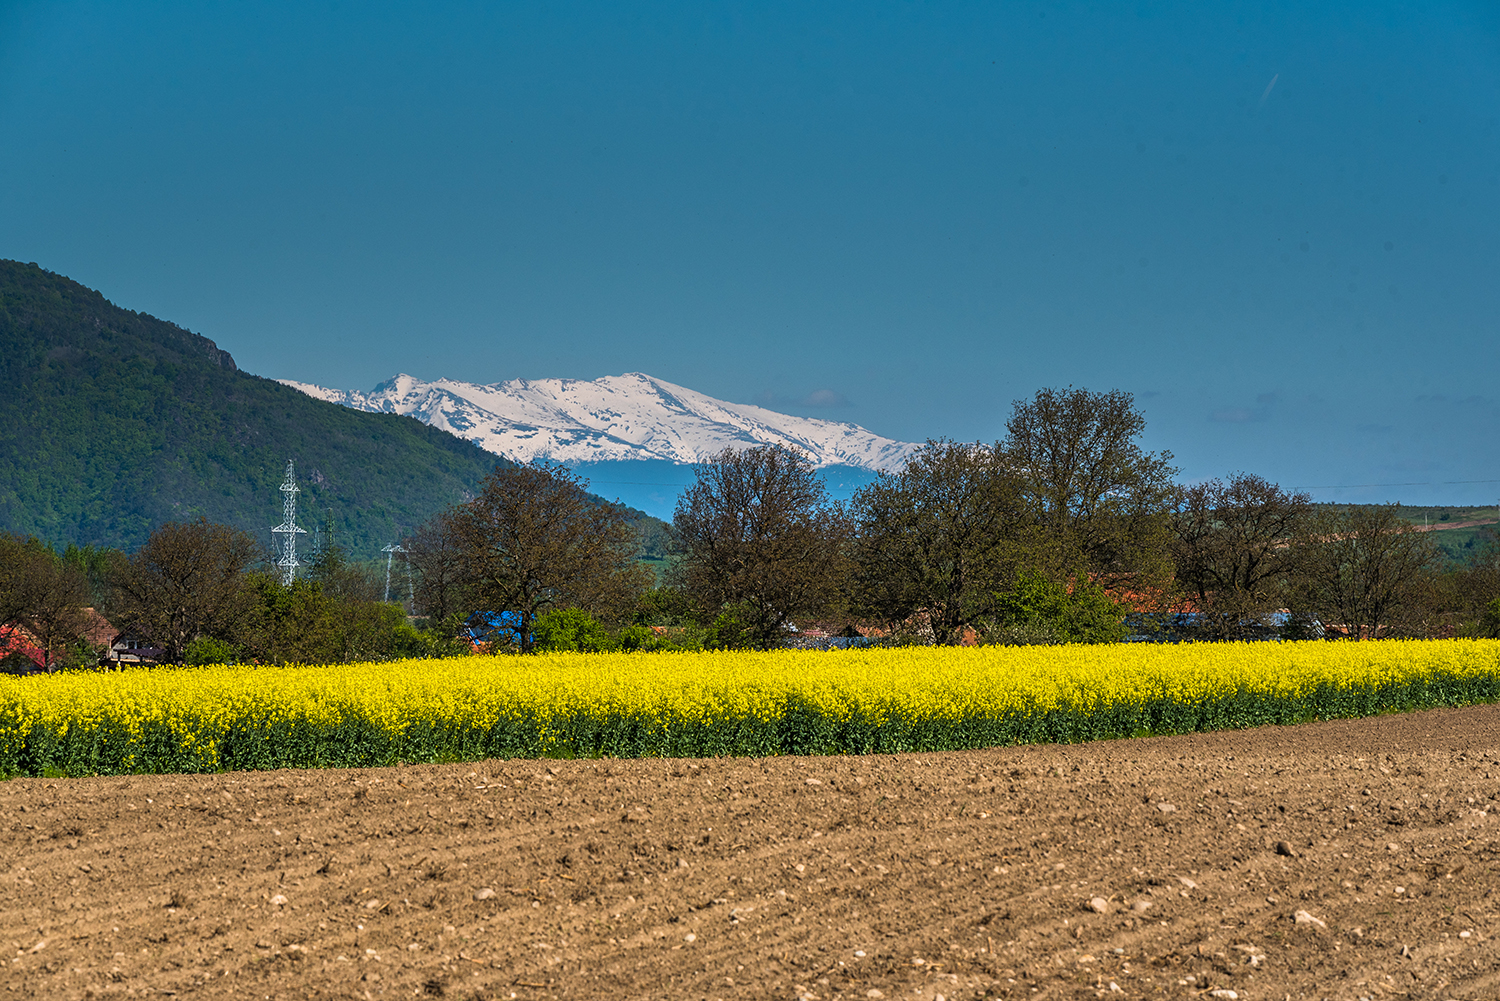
442, 463, 650, 653
405, 514, 471, 623
110, 519, 262, 662
1291, 505, 1441, 639
672, 445, 851, 650
0, 534, 90, 670
304, 541, 382, 604
59, 543, 127, 609
1170, 473, 1311, 639
1478, 596, 1500, 639
1452, 529, 1500, 637
237, 572, 425, 664
849, 439, 1025, 644
1003, 387, 1177, 585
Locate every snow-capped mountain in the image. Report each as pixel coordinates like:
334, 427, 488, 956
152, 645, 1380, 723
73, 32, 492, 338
279, 372, 920, 471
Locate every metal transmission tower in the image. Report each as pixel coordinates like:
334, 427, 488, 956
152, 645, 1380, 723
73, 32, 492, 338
381, 544, 409, 604
271, 460, 307, 586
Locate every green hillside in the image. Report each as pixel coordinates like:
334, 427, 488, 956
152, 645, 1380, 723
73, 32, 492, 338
1394, 505, 1500, 566
0, 260, 523, 559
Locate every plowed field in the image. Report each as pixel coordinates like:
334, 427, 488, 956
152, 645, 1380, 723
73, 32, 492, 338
4, 704, 1499, 1000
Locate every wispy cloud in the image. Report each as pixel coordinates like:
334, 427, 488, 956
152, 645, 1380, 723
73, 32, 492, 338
800, 388, 849, 408
753, 388, 851, 410
1211, 390, 1282, 424
1258, 72, 1279, 108
1210, 407, 1266, 424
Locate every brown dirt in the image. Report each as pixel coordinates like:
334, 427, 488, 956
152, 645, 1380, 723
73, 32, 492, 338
4, 705, 1500, 1001
1415, 518, 1498, 533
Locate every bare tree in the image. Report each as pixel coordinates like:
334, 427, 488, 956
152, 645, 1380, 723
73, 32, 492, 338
405, 514, 471, 623
1454, 529, 1500, 636
1170, 473, 1311, 639
1291, 505, 1441, 638
673, 445, 851, 649
849, 439, 1025, 644
110, 520, 262, 662
443, 463, 650, 653
1003, 387, 1177, 585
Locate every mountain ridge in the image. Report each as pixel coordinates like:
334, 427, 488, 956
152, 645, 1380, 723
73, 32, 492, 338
279, 371, 921, 470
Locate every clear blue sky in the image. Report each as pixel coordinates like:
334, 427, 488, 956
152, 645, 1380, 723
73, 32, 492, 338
3, 1, 1497, 505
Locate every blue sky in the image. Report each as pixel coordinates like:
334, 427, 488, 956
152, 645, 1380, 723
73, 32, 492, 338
3, 1, 1498, 505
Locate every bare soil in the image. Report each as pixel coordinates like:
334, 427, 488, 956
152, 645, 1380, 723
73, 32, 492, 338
4, 705, 1500, 1001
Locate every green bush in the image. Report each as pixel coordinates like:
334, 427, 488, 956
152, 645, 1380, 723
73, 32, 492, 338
706, 602, 756, 650
533, 608, 614, 653
986, 569, 1127, 645
1479, 597, 1500, 639
184, 636, 241, 666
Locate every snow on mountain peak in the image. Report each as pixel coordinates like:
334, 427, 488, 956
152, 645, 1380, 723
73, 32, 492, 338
278, 372, 921, 470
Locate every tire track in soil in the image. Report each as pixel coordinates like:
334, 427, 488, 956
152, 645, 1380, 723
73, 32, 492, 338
2, 703, 1499, 1000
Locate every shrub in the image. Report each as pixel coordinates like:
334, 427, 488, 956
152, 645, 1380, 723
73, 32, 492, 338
184, 636, 241, 666
533, 608, 613, 653
986, 569, 1127, 644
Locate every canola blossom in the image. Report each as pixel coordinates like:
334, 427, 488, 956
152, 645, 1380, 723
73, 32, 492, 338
2, 640, 1498, 777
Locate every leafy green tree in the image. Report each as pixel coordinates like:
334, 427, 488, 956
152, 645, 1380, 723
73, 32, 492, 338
238, 573, 428, 664
672, 445, 851, 650
615, 624, 689, 652
1477, 596, 1500, 639
184, 636, 242, 666
239, 575, 343, 664
849, 439, 1025, 645
633, 586, 697, 627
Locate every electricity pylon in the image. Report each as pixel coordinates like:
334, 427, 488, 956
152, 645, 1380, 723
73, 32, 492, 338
271, 460, 307, 586
382, 543, 409, 604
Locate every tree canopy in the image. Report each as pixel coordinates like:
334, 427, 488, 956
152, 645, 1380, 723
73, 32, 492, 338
849, 439, 1023, 644
672, 445, 850, 649
1003, 386, 1177, 586
438, 464, 652, 653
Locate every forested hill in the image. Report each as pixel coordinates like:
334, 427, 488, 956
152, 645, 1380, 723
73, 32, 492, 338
0, 260, 660, 558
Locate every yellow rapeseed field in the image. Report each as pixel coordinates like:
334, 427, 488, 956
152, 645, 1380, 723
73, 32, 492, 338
2, 639, 1497, 776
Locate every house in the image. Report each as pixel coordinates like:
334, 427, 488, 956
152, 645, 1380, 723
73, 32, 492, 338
80, 608, 120, 649
103, 633, 165, 667
0, 624, 46, 674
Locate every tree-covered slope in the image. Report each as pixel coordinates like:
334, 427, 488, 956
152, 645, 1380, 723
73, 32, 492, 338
0, 260, 518, 558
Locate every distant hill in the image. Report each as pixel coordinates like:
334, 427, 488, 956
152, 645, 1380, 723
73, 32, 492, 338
1314, 502, 1498, 567
0, 261, 659, 559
